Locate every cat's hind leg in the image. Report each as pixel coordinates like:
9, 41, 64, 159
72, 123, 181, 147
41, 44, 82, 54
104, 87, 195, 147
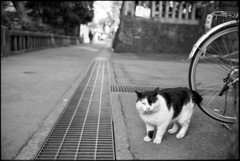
176, 102, 194, 139
168, 122, 178, 134
176, 119, 190, 139
144, 123, 154, 142
176, 111, 192, 139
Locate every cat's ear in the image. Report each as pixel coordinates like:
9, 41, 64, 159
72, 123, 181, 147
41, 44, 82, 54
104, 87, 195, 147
134, 90, 142, 98
153, 87, 159, 96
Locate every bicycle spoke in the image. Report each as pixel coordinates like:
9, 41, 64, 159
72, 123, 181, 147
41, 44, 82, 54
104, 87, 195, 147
211, 40, 233, 68
207, 44, 232, 69
221, 51, 238, 58
206, 85, 223, 106
204, 51, 231, 71
196, 47, 230, 72
228, 33, 235, 57
236, 52, 239, 66
215, 39, 225, 57
215, 39, 238, 67
221, 34, 233, 66
235, 48, 239, 66
235, 34, 239, 66
196, 64, 227, 76
199, 83, 222, 95
225, 33, 237, 67
197, 82, 222, 89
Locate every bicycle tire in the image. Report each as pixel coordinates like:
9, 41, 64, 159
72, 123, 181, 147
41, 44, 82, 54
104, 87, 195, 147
189, 22, 239, 123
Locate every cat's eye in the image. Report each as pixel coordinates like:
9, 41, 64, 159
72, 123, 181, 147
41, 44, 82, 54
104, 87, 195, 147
142, 103, 146, 105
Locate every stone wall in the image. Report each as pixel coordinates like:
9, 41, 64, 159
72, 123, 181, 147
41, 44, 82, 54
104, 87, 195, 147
112, 1, 238, 54
112, 16, 201, 54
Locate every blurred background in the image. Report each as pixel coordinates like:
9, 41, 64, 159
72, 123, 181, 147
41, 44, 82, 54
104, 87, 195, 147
1, 1, 238, 159
1, 1, 238, 56
1, 1, 122, 43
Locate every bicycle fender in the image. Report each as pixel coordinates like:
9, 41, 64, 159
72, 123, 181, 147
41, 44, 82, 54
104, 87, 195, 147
187, 20, 237, 61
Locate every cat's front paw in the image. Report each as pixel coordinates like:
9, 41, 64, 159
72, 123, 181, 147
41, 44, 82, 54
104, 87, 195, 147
168, 128, 177, 134
153, 138, 162, 144
176, 132, 185, 139
144, 136, 151, 142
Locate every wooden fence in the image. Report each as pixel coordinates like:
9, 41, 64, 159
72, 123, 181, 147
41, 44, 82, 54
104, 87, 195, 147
1, 25, 83, 57
122, 1, 200, 25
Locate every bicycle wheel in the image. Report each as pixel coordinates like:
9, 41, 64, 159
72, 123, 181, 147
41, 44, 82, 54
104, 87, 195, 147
189, 22, 239, 123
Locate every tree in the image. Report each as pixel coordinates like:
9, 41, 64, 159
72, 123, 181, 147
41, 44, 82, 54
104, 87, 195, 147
25, 1, 94, 36
1, 1, 29, 30
1, 1, 94, 36
1, 1, 11, 26
12, 1, 31, 24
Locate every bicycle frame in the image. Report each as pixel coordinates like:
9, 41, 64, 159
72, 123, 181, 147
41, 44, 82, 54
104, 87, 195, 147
187, 20, 237, 61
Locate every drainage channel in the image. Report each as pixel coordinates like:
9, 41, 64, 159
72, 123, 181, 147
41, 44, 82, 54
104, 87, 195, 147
111, 85, 157, 93
35, 57, 115, 160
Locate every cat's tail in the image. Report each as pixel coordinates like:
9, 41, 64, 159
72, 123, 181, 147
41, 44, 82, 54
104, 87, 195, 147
191, 90, 203, 105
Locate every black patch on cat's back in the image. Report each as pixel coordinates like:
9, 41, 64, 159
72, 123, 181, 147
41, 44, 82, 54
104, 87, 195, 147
158, 87, 191, 119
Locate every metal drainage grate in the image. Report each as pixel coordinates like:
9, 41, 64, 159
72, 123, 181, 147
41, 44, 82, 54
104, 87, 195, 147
111, 85, 157, 93
35, 58, 115, 160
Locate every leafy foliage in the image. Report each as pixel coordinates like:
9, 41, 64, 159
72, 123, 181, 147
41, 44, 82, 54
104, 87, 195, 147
1, 1, 94, 36
1, 1, 14, 28
25, 1, 94, 35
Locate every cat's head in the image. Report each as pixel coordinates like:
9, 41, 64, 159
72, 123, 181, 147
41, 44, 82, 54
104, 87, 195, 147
135, 87, 160, 114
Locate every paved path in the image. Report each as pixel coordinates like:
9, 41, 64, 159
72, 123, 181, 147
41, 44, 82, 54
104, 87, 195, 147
1, 41, 109, 159
34, 57, 114, 160
110, 50, 233, 159
1, 40, 235, 160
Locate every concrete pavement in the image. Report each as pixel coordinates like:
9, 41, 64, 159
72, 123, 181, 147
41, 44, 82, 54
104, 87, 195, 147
1, 41, 107, 159
109, 51, 233, 159
1, 39, 234, 160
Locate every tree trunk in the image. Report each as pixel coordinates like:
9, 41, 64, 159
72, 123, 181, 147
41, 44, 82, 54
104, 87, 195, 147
12, 1, 31, 23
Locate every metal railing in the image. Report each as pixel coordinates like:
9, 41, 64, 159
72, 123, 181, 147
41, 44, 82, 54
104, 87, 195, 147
1, 25, 83, 57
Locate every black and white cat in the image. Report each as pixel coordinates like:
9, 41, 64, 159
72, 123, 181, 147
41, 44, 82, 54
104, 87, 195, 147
135, 87, 202, 144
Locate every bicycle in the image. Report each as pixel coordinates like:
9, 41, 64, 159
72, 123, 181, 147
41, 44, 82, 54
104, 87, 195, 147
188, 10, 239, 127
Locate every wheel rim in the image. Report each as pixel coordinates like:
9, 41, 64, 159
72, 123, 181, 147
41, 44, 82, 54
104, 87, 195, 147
190, 26, 239, 123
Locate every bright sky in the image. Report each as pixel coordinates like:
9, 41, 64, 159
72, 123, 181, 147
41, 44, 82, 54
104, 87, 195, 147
94, 8, 108, 19
93, 1, 112, 22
